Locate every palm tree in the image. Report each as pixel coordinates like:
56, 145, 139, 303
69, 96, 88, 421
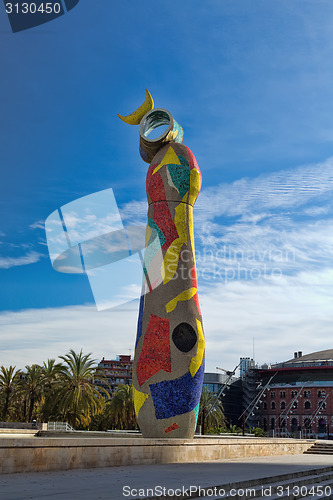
57, 349, 104, 429
40, 359, 64, 422
23, 364, 44, 422
0, 365, 22, 421
41, 359, 64, 385
105, 384, 136, 430
199, 387, 226, 435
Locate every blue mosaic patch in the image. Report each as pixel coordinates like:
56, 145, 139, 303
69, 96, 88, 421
149, 362, 204, 419
135, 294, 145, 347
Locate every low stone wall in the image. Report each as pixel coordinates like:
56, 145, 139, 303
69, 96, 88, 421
0, 422, 37, 430
0, 429, 37, 435
0, 436, 314, 474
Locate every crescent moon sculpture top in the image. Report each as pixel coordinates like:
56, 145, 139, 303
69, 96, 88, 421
117, 89, 154, 125
118, 91, 205, 438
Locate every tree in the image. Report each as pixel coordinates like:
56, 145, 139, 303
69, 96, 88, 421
57, 349, 104, 429
39, 359, 64, 422
199, 387, 226, 435
0, 365, 22, 421
105, 384, 136, 430
41, 359, 64, 385
22, 364, 44, 422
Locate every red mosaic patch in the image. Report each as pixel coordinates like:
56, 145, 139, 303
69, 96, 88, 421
193, 292, 201, 316
146, 170, 166, 202
191, 264, 198, 288
185, 145, 199, 171
164, 422, 179, 433
152, 202, 178, 251
136, 314, 171, 386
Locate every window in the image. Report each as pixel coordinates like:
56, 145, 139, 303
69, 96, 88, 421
292, 401, 298, 409
304, 401, 311, 410
271, 418, 275, 429
271, 401, 276, 410
270, 391, 275, 399
291, 391, 297, 398
320, 402, 326, 410
303, 390, 311, 398
280, 401, 286, 410
263, 402, 267, 410
280, 391, 286, 398
318, 390, 326, 398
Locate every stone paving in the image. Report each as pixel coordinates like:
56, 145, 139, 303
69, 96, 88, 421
0, 453, 332, 500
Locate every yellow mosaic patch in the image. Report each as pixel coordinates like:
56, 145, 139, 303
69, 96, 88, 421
189, 319, 205, 377
166, 287, 197, 313
133, 386, 149, 417
162, 196, 188, 284
152, 146, 181, 175
188, 168, 201, 206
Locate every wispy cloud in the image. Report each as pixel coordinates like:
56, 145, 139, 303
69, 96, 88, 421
188, 157, 333, 285
118, 157, 333, 225
116, 157, 333, 285
29, 221, 45, 230
8, 243, 33, 250
0, 251, 44, 269
195, 157, 333, 221
119, 200, 147, 226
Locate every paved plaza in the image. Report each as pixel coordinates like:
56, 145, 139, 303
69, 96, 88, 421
0, 454, 332, 500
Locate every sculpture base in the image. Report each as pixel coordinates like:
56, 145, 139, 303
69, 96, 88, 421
0, 434, 314, 474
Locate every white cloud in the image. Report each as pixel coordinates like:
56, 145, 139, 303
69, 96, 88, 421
195, 217, 333, 282
117, 157, 333, 240
304, 206, 330, 217
29, 221, 45, 230
195, 157, 333, 221
186, 157, 333, 288
61, 210, 123, 244
200, 269, 333, 372
0, 251, 44, 269
0, 268, 332, 373
2, 157, 332, 371
119, 200, 147, 225
0, 304, 138, 370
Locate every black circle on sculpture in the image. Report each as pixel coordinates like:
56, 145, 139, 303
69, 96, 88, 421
172, 323, 197, 352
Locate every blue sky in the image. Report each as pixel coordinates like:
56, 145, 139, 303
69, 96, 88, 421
1, 0, 333, 371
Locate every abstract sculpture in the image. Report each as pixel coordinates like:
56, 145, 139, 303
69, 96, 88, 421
118, 91, 205, 438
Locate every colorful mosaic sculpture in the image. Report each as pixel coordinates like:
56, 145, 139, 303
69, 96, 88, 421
118, 92, 204, 438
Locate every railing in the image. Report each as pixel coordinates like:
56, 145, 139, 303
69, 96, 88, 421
47, 422, 74, 432
301, 429, 318, 439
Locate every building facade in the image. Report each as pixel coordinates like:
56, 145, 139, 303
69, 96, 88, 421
203, 372, 243, 427
257, 350, 333, 438
95, 355, 133, 398
241, 357, 259, 428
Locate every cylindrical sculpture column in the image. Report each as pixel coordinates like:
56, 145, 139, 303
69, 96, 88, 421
132, 131, 205, 438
